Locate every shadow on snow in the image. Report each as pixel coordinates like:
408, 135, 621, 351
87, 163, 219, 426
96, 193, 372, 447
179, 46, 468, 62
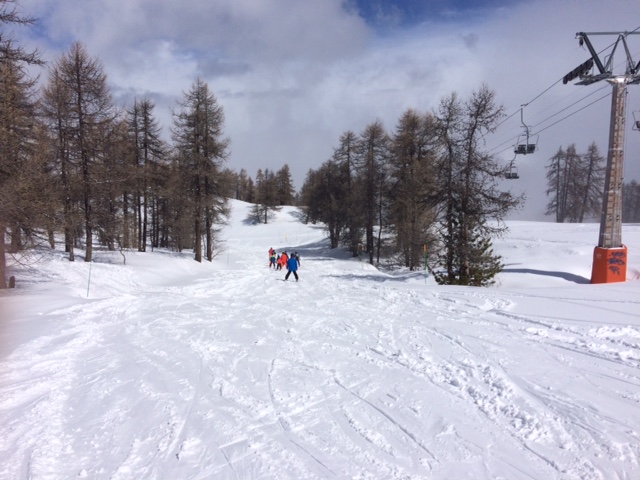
502, 267, 590, 284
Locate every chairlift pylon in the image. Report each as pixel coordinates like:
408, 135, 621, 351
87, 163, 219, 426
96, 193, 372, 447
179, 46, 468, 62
514, 105, 538, 155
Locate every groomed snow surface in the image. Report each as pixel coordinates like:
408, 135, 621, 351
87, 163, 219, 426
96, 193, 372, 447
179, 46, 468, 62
2, 200, 640, 480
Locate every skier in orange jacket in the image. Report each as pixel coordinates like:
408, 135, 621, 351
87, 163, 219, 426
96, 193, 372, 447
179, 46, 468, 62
277, 251, 289, 271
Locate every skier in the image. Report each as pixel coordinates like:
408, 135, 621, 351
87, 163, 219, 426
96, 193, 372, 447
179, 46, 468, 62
269, 248, 277, 269
284, 253, 299, 281
277, 251, 289, 271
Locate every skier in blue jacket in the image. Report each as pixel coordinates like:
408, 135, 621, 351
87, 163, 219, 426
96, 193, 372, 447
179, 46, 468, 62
285, 254, 299, 281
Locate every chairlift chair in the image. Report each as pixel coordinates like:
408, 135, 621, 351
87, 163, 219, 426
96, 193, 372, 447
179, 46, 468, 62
633, 111, 640, 131
505, 158, 519, 180
514, 105, 538, 155
514, 130, 538, 155
505, 167, 519, 180
515, 141, 537, 155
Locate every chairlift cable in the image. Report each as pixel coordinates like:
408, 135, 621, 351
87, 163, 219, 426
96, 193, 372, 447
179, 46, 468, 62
493, 108, 521, 130
488, 89, 610, 155
488, 86, 602, 154
530, 91, 611, 136
529, 83, 610, 132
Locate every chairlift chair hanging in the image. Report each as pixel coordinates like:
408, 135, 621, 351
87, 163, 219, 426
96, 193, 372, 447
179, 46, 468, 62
505, 157, 519, 180
633, 111, 640, 131
514, 105, 538, 155
514, 136, 538, 155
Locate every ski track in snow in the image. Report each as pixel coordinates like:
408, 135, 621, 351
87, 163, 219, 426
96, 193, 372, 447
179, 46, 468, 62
1, 202, 640, 479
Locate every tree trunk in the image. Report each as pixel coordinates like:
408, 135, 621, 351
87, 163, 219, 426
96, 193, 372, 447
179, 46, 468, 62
10, 225, 20, 253
122, 191, 130, 248
205, 207, 213, 261
0, 223, 7, 289
142, 190, 148, 252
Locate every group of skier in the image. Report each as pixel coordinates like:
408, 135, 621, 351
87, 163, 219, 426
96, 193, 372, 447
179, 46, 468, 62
269, 247, 300, 281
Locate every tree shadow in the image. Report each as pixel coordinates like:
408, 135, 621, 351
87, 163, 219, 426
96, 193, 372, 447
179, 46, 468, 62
502, 267, 590, 284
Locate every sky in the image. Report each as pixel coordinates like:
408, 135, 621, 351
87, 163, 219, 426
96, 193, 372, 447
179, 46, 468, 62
11, 0, 640, 219
2, 199, 640, 479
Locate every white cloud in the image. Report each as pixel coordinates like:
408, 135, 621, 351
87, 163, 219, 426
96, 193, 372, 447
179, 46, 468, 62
15, 0, 640, 220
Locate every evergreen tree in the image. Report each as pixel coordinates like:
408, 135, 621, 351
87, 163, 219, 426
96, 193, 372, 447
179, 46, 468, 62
332, 130, 362, 256
172, 78, 229, 262
41, 56, 78, 260
562, 144, 582, 223
251, 168, 281, 224
128, 98, 167, 251
234, 168, 253, 201
0, 0, 42, 65
576, 142, 605, 222
545, 142, 604, 223
622, 180, 640, 223
432, 216, 503, 286
43, 42, 117, 262
432, 85, 521, 286
299, 160, 349, 248
0, 0, 43, 288
92, 118, 129, 251
545, 146, 567, 223
275, 164, 295, 205
354, 120, 390, 265
388, 109, 438, 270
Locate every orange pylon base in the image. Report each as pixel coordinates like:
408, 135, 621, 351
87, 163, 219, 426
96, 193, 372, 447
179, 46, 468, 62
590, 245, 627, 284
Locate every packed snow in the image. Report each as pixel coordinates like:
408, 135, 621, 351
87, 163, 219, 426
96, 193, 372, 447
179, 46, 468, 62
2, 200, 640, 480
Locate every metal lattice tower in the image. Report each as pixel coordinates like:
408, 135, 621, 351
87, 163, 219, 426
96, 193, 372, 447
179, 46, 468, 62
563, 31, 640, 282
599, 81, 626, 248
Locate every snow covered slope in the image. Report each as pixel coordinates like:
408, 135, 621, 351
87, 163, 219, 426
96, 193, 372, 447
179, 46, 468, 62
1, 200, 640, 479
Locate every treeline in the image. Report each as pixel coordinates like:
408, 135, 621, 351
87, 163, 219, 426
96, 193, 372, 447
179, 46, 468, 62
544, 143, 605, 223
623, 180, 640, 223
1, 1, 278, 289
2, 41, 233, 269
229, 165, 296, 224
543, 143, 640, 224
299, 86, 522, 286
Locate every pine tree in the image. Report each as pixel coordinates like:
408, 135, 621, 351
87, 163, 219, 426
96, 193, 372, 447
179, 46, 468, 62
0, 0, 43, 288
299, 160, 349, 248
251, 168, 281, 224
0, 0, 42, 65
332, 130, 362, 256
128, 98, 167, 251
545, 146, 566, 223
92, 118, 129, 251
622, 180, 640, 223
275, 164, 295, 205
432, 216, 503, 286
42, 42, 117, 262
388, 109, 438, 270
563, 144, 582, 223
172, 78, 229, 262
576, 142, 605, 222
234, 168, 253, 201
354, 120, 390, 265
432, 85, 521, 286
545, 142, 604, 223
